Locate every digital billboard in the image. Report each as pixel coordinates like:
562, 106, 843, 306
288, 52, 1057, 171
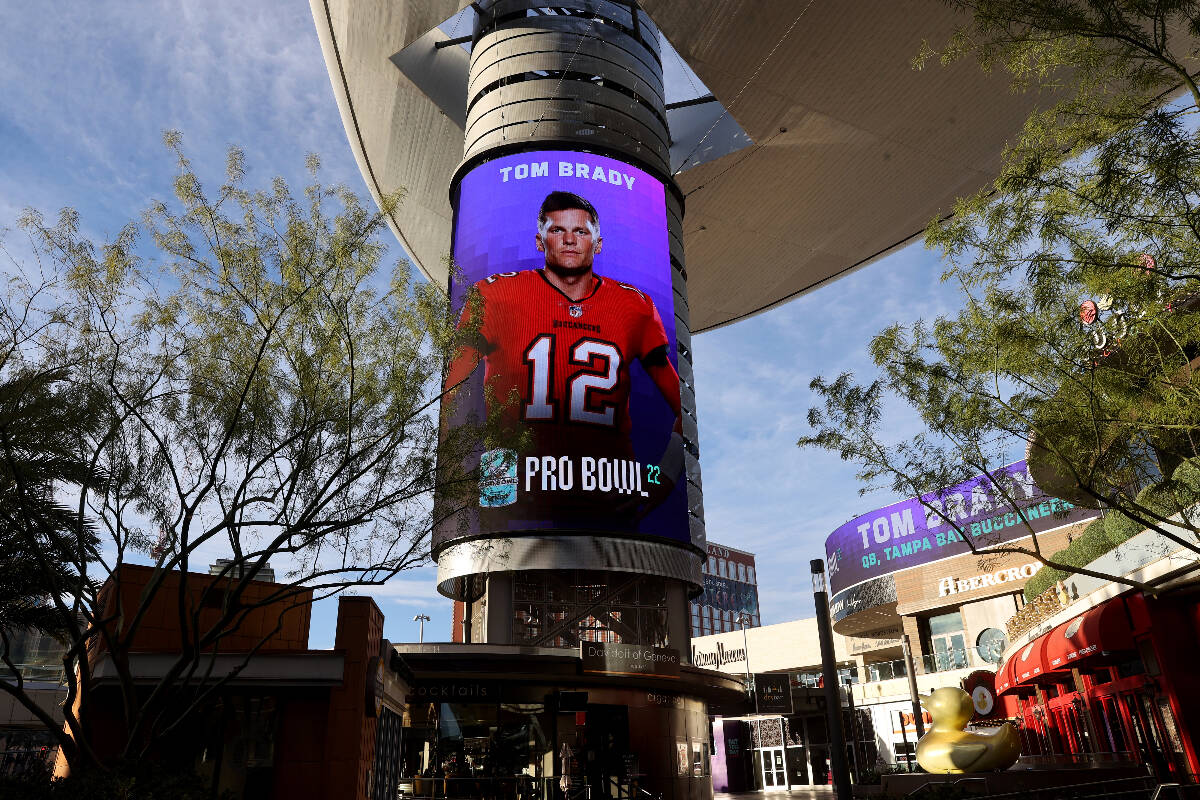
825, 460, 1100, 598
435, 151, 687, 552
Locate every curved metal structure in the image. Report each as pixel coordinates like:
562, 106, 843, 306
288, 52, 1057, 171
435, 2, 705, 605
310, 0, 1055, 332
463, 1, 671, 178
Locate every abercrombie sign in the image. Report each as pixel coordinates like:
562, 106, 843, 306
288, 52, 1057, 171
580, 643, 680, 678
937, 563, 1041, 597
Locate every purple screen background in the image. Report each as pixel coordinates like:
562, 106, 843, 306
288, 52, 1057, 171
824, 460, 1101, 596
448, 150, 687, 544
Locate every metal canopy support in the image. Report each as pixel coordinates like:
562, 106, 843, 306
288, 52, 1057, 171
435, 34, 474, 48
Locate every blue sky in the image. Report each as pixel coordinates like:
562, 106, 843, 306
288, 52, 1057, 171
0, 2, 967, 647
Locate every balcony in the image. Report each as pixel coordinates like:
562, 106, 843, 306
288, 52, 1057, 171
1007, 584, 1070, 642
793, 647, 997, 696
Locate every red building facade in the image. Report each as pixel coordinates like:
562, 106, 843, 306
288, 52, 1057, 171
997, 589, 1197, 782
57, 564, 407, 799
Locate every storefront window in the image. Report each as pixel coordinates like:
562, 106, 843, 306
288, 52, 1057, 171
926, 611, 968, 671
402, 700, 554, 795
2, 627, 68, 683
791, 672, 821, 688
399, 688, 709, 799
865, 659, 906, 682
975, 628, 1007, 665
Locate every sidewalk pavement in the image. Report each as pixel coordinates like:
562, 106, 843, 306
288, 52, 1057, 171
715, 789, 835, 800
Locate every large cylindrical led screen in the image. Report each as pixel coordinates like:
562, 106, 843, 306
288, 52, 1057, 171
436, 151, 688, 553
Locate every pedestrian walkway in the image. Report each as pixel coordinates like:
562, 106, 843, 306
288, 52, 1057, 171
716, 789, 835, 800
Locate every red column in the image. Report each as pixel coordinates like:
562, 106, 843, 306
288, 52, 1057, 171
323, 597, 385, 800
1139, 599, 1200, 776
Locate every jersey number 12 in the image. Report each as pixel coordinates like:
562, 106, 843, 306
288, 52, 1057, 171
523, 335, 619, 426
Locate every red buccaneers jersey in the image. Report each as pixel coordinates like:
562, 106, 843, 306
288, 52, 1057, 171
457, 269, 669, 461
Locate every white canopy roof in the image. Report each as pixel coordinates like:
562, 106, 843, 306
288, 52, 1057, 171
311, 0, 1047, 331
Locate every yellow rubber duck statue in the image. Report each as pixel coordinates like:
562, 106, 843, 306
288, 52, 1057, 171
915, 687, 1021, 773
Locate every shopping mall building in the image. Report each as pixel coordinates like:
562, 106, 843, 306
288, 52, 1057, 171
994, 514, 1200, 784
694, 458, 1200, 792
693, 460, 1106, 791
296, 1, 1198, 798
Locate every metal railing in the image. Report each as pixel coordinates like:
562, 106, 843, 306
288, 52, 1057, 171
795, 649, 1000, 689
903, 776, 1199, 800
981, 775, 1156, 800
1015, 752, 1141, 768
1151, 785, 1200, 800
1, 663, 67, 685
906, 776, 988, 797
921, 646, 1008, 674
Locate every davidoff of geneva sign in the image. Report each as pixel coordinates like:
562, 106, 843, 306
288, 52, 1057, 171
580, 643, 680, 678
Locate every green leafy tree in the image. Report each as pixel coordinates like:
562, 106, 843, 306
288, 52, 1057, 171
0, 132, 496, 777
800, 1, 1200, 593
0, 367, 101, 710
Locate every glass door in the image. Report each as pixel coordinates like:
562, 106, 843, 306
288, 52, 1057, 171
1138, 694, 1182, 780
785, 746, 808, 785
927, 611, 968, 671
758, 748, 788, 790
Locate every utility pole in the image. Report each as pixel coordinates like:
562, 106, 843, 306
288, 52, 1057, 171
736, 612, 758, 715
414, 613, 430, 643
811, 559, 853, 800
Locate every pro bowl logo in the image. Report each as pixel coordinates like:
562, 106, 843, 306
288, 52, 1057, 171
479, 448, 518, 507
827, 547, 843, 579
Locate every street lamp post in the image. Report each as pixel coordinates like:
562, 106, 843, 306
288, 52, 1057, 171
735, 612, 758, 716
901, 635, 926, 739
811, 559, 853, 800
413, 613, 430, 643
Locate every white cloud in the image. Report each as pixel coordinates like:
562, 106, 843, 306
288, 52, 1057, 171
691, 236, 966, 625
360, 575, 444, 605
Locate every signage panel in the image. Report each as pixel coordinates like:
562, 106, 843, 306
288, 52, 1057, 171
690, 641, 746, 670
406, 680, 499, 702
753, 673, 793, 714
436, 150, 687, 552
847, 631, 902, 655
580, 643, 681, 678
825, 460, 1100, 597
700, 574, 759, 620
829, 574, 897, 625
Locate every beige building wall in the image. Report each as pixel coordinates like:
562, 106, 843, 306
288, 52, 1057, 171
691, 617, 849, 675
885, 520, 1087, 669
693, 518, 1095, 680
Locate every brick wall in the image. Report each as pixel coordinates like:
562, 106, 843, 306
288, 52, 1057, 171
322, 596, 384, 800
92, 564, 312, 656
